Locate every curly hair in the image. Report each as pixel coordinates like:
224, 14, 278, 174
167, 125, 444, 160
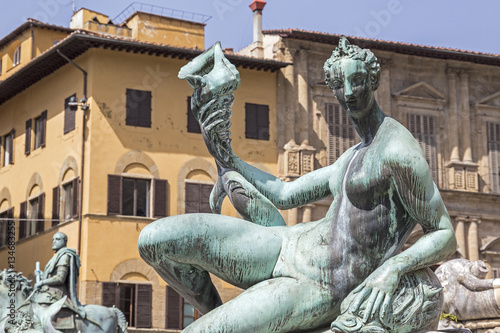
323, 36, 380, 91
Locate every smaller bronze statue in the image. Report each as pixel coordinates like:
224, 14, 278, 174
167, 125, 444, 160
34, 232, 86, 319
0, 232, 128, 333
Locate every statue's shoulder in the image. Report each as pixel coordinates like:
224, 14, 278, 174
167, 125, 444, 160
56, 253, 71, 267
379, 118, 430, 175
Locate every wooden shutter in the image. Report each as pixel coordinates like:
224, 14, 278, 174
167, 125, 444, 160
64, 94, 76, 134
187, 96, 201, 133
107, 175, 122, 215
165, 286, 183, 329
8, 129, 14, 165
245, 103, 258, 139
40, 110, 47, 148
327, 103, 354, 164
488, 122, 500, 193
135, 284, 152, 328
25, 119, 31, 155
257, 104, 269, 140
153, 179, 168, 218
5, 208, 13, 246
101, 282, 118, 307
126, 89, 151, 128
200, 184, 213, 213
72, 178, 79, 219
185, 183, 200, 213
139, 91, 152, 128
19, 201, 27, 240
36, 193, 45, 233
52, 186, 60, 226
408, 114, 438, 182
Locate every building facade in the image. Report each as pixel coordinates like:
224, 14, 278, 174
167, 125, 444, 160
0, 6, 286, 331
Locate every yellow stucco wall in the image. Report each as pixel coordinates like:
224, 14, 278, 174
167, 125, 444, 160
126, 13, 205, 49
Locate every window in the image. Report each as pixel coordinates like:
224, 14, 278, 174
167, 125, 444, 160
33, 110, 47, 150
52, 178, 79, 226
326, 103, 355, 164
408, 114, 438, 182
0, 208, 13, 247
13, 45, 21, 66
166, 285, 200, 329
102, 282, 152, 328
3, 130, 14, 166
488, 122, 500, 193
245, 103, 269, 140
122, 178, 150, 217
185, 182, 213, 214
126, 89, 152, 127
64, 94, 77, 134
107, 176, 168, 217
187, 96, 201, 133
19, 193, 45, 240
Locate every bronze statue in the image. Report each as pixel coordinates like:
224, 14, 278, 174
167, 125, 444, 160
34, 232, 86, 319
0, 232, 128, 333
138, 38, 456, 332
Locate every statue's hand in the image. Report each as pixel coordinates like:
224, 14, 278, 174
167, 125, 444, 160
198, 97, 235, 169
345, 263, 401, 324
34, 280, 44, 290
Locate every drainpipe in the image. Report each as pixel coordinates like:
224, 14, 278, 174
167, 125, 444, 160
56, 49, 88, 256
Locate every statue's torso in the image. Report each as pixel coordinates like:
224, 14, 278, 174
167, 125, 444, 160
292, 118, 418, 295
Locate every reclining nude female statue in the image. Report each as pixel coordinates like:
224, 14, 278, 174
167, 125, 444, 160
138, 37, 457, 333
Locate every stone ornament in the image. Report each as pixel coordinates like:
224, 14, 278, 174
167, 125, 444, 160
138, 38, 456, 332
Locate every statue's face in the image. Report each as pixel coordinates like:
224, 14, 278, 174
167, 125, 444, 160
330, 58, 374, 119
52, 233, 66, 251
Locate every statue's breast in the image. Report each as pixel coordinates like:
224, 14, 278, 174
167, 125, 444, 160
344, 149, 391, 210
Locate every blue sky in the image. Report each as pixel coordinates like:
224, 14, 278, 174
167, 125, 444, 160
1, 0, 499, 55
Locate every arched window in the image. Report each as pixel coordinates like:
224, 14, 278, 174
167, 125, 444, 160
13, 45, 21, 66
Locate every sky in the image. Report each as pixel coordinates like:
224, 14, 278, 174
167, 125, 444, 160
1, 0, 500, 55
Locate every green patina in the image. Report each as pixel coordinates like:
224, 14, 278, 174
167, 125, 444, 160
138, 38, 457, 333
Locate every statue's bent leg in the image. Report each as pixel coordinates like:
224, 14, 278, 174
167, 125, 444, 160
138, 214, 283, 313
181, 276, 337, 333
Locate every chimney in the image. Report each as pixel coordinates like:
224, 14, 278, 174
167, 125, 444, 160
249, 0, 266, 58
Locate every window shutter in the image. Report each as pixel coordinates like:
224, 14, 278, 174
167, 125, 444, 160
72, 178, 79, 219
187, 96, 201, 133
40, 110, 47, 148
245, 103, 258, 139
153, 179, 168, 218
52, 186, 60, 226
107, 175, 122, 215
257, 104, 269, 140
408, 114, 438, 183
36, 193, 45, 233
126, 89, 138, 126
327, 103, 354, 164
64, 94, 76, 134
135, 284, 152, 328
185, 183, 200, 213
200, 184, 214, 213
488, 122, 500, 193
19, 201, 27, 240
101, 282, 118, 307
8, 129, 14, 165
165, 286, 182, 329
25, 119, 31, 155
139, 91, 152, 128
126, 89, 152, 128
